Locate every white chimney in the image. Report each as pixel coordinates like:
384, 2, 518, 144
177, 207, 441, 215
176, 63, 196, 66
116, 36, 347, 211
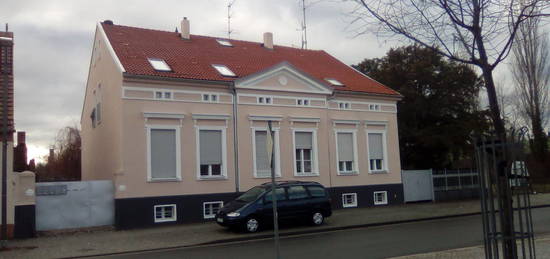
181, 17, 190, 40
263, 32, 273, 50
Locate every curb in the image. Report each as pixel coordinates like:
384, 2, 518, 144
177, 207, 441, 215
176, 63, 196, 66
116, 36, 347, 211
64, 204, 550, 258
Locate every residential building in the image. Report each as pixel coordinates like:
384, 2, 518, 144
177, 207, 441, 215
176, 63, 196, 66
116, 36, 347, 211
81, 19, 404, 229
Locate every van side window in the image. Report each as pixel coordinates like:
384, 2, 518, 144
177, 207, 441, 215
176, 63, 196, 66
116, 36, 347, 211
288, 186, 308, 200
264, 188, 286, 202
307, 186, 326, 198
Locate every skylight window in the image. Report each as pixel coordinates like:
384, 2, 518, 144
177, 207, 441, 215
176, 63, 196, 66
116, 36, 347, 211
148, 58, 172, 72
325, 78, 344, 86
212, 64, 236, 77
216, 39, 233, 47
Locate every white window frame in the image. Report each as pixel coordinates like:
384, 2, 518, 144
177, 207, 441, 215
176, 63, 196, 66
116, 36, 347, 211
252, 127, 281, 178
338, 102, 350, 110
203, 201, 224, 219
154, 204, 177, 223
334, 129, 359, 175
216, 39, 233, 47
292, 128, 319, 176
146, 125, 182, 182
212, 64, 236, 77
342, 193, 357, 208
155, 91, 173, 100
195, 126, 228, 179
374, 191, 388, 205
369, 104, 381, 111
366, 129, 388, 173
256, 96, 272, 105
296, 99, 310, 106
202, 94, 219, 103
148, 58, 172, 72
325, 78, 344, 86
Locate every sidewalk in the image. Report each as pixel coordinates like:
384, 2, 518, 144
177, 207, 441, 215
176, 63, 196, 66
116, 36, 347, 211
390, 235, 550, 259
1, 193, 550, 259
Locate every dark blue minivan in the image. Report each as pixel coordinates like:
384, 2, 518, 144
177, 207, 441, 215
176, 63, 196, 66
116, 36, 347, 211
215, 181, 332, 232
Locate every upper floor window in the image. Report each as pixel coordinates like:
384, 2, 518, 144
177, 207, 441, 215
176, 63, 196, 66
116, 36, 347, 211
198, 128, 226, 178
293, 130, 318, 176
257, 97, 272, 104
369, 104, 380, 111
202, 94, 219, 103
338, 102, 350, 110
155, 91, 173, 100
337, 131, 356, 174
296, 99, 310, 106
253, 129, 280, 178
148, 58, 172, 72
212, 64, 236, 77
367, 131, 387, 172
148, 127, 181, 181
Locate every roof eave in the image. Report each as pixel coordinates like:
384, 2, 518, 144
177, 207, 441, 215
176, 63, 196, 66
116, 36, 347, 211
123, 73, 233, 86
333, 89, 403, 101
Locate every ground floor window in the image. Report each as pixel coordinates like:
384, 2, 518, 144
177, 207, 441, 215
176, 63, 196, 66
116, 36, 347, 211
154, 204, 177, 222
203, 201, 223, 219
374, 191, 388, 205
342, 193, 357, 208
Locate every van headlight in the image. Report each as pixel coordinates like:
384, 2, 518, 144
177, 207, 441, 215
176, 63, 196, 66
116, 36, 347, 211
227, 212, 240, 217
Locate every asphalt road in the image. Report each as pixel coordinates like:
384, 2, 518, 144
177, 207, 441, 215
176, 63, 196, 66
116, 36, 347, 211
99, 207, 550, 259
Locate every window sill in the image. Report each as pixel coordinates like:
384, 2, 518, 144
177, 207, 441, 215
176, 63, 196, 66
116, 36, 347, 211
374, 202, 388, 206
254, 175, 282, 179
198, 176, 228, 181
337, 171, 359, 176
148, 178, 182, 182
369, 170, 388, 174
154, 218, 177, 223
343, 204, 358, 208
294, 173, 320, 177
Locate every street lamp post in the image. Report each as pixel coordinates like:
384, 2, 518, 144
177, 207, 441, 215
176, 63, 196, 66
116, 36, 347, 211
267, 120, 280, 259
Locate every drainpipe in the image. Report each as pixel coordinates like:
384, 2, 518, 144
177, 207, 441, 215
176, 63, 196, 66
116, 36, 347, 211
230, 82, 240, 193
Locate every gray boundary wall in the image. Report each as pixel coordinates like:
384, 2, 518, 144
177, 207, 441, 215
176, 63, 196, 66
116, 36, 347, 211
401, 170, 434, 202
36, 180, 114, 231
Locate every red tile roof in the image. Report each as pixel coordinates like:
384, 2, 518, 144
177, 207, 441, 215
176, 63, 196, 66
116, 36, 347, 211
101, 23, 400, 96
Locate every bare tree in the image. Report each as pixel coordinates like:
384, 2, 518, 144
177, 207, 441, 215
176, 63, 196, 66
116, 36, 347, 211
510, 11, 549, 161
350, 0, 549, 138
35, 126, 81, 182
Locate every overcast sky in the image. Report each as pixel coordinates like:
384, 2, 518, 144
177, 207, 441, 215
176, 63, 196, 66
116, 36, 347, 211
1, 0, 398, 162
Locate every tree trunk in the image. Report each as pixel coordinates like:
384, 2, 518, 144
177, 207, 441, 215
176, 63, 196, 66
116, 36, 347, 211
482, 67, 507, 138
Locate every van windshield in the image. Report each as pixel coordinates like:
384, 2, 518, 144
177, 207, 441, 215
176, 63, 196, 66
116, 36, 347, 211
236, 186, 266, 203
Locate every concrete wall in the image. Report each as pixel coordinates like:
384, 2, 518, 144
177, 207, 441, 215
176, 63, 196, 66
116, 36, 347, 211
0, 141, 15, 238
36, 180, 114, 231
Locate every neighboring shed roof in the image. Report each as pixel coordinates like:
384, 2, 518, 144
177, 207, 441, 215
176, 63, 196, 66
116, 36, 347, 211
101, 22, 400, 96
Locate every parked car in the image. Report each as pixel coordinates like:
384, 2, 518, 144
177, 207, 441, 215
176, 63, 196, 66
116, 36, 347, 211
215, 181, 332, 232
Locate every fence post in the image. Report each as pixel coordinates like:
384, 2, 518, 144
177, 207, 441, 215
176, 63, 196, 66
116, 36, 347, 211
444, 169, 448, 191
471, 168, 474, 188
458, 169, 462, 190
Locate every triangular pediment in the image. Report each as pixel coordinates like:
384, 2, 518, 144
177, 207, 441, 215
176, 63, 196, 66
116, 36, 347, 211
235, 62, 333, 95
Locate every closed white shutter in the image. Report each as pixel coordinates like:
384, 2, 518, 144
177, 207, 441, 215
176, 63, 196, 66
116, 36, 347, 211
151, 129, 177, 179
368, 133, 384, 159
337, 132, 354, 161
200, 130, 222, 165
255, 131, 270, 176
295, 132, 312, 149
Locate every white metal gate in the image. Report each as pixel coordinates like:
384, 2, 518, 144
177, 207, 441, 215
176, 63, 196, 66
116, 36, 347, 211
401, 170, 434, 202
35, 180, 114, 231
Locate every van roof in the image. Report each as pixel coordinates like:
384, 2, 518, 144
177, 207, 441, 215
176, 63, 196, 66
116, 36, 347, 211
260, 181, 322, 187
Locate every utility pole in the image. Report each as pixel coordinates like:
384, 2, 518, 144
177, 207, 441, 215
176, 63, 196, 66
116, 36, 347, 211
267, 121, 280, 259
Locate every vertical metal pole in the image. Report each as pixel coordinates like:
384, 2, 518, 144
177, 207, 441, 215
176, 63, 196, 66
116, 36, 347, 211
268, 121, 280, 259
0, 35, 10, 245
444, 169, 448, 191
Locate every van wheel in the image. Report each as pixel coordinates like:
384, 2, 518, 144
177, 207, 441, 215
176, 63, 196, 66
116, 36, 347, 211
245, 217, 260, 233
312, 212, 324, 226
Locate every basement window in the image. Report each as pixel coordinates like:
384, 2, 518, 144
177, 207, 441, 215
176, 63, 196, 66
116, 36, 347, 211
212, 64, 236, 77
203, 201, 224, 219
148, 58, 172, 72
342, 193, 357, 208
325, 78, 344, 87
154, 204, 177, 222
374, 191, 388, 205
216, 39, 233, 47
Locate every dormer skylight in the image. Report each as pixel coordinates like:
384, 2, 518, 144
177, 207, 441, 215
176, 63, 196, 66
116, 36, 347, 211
148, 58, 172, 72
325, 78, 344, 86
212, 64, 236, 77
216, 39, 233, 47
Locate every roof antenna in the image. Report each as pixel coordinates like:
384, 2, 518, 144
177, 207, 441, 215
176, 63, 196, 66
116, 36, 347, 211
175, 27, 179, 33
300, 0, 307, 49
5, 23, 7, 32
227, 0, 236, 39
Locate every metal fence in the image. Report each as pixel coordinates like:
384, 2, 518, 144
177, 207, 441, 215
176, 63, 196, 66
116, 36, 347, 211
432, 169, 479, 201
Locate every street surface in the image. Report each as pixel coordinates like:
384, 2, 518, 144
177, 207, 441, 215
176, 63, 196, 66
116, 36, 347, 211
98, 207, 550, 259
